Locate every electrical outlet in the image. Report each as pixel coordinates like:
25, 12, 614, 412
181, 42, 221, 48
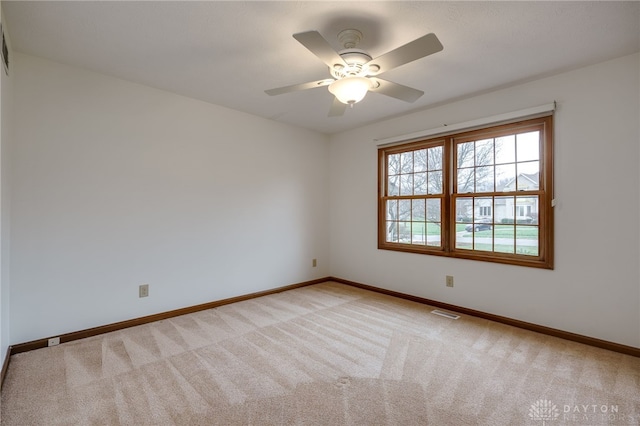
139, 284, 149, 298
312, 259, 317, 267
446, 275, 454, 287
48, 337, 60, 347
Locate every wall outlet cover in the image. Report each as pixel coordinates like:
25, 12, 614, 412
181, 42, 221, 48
139, 284, 149, 298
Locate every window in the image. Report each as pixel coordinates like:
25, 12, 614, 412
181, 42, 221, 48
378, 116, 553, 269
478, 206, 492, 216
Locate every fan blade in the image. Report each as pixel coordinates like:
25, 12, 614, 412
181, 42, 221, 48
366, 33, 443, 75
265, 79, 334, 96
293, 31, 347, 69
369, 78, 424, 103
328, 96, 347, 117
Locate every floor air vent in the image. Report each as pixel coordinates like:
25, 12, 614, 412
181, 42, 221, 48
431, 310, 460, 320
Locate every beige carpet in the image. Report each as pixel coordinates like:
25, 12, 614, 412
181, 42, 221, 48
1, 282, 639, 425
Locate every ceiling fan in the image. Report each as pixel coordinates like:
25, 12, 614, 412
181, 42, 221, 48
265, 29, 443, 117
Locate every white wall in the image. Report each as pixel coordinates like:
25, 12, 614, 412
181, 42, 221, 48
329, 53, 640, 348
0, 3, 12, 358
10, 53, 330, 344
7, 51, 640, 350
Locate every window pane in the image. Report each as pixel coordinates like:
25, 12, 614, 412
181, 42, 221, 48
426, 199, 441, 222
386, 199, 398, 220
496, 164, 516, 191
494, 224, 515, 253
428, 170, 443, 194
455, 222, 471, 250
398, 200, 411, 221
456, 197, 473, 223
399, 222, 411, 242
495, 135, 515, 164
516, 225, 538, 256
428, 146, 443, 170
414, 172, 427, 195
386, 221, 399, 242
516, 161, 539, 190
473, 232, 493, 252
518, 160, 539, 174
388, 153, 400, 175
414, 149, 427, 172
411, 200, 427, 244
400, 174, 413, 195
471, 197, 494, 252
475, 166, 494, 192
427, 222, 441, 247
411, 222, 427, 244
475, 138, 494, 166
495, 196, 514, 224
388, 175, 399, 196
515, 196, 538, 223
457, 142, 475, 168
412, 199, 425, 221
516, 131, 540, 162
457, 168, 475, 193
400, 152, 413, 173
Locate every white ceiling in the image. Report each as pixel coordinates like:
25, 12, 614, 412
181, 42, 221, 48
3, 1, 639, 135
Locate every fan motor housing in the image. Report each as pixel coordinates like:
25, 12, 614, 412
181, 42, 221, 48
331, 49, 374, 79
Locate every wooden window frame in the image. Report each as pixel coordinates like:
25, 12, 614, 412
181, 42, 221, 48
378, 115, 554, 269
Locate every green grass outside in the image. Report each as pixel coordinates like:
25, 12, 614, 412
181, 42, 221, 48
406, 222, 538, 239
461, 225, 538, 240
456, 242, 539, 256
408, 222, 442, 236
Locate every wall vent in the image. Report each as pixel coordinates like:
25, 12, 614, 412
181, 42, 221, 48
431, 309, 460, 320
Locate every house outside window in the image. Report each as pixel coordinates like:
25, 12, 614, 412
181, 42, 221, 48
478, 205, 492, 217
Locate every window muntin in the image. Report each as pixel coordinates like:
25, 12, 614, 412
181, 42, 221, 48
378, 116, 553, 269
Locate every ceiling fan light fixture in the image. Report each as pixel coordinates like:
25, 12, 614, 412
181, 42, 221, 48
328, 76, 371, 105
